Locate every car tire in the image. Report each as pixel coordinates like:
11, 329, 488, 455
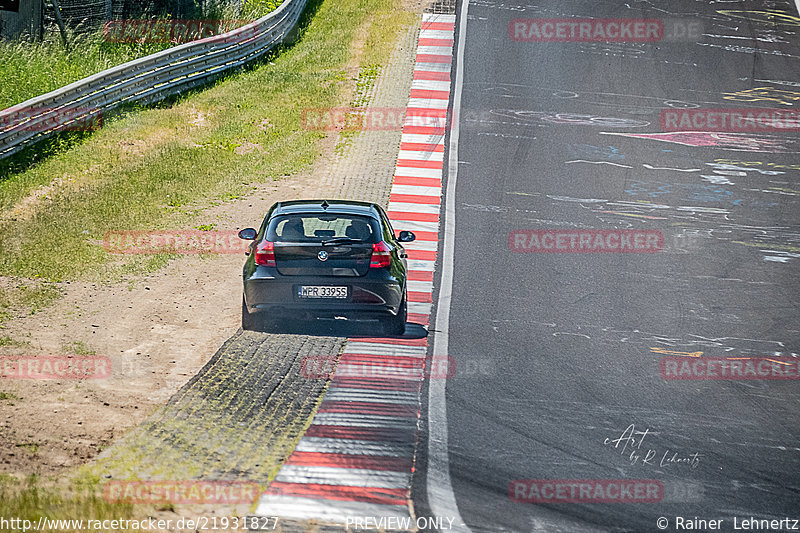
241, 296, 259, 331
382, 294, 407, 336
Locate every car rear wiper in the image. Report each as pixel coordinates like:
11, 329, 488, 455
321, 237, 364, 246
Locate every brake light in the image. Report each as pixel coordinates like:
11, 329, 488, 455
370, 241, 392, 268
255, 240, 276, 266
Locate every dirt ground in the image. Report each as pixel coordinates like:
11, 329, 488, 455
0, 1, 424, 485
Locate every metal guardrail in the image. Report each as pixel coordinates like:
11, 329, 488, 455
0, 0, 307, 160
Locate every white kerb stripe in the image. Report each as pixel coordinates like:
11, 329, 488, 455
408, 98, 449, 109
404, 240, 439, 252
397, 150, 444, 162
294, 437, 415, 456
387, 202, 441, 214
391, 220, 440, 233
391, 184, 442, 197
407, 280, 434, 293
325, 388, 419, 405
418, 30, 455, 39
406, 259, 436, 271
275, 466, 410, 489
401, 132, 445, 144
403, 114, 448, 127
255, 495, 410, 522
411, 79, 452, 92
408, 302, 433, 315
414, 60, 453, 72
394, 167, 444, 179
344, 342, 427, 357
417, 45, 454, 55
423, 13, 456, 22
312, 413, 419, 427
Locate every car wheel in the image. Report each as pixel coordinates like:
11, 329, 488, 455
382, 294, 407, 336
241, 296, 259, 331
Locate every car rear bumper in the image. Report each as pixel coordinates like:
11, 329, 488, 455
243, 267, 404, 318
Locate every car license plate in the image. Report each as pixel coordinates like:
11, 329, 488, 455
298, 286, 348, 299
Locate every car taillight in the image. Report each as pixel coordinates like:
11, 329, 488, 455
370, 241, 392, 269
255, 240, 276, 266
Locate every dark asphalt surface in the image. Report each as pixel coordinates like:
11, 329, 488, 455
432, 0, 800, 531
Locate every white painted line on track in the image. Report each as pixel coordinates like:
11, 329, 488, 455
427, 0, 471, 531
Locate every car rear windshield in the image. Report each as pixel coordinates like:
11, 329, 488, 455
266, 214, 382, 243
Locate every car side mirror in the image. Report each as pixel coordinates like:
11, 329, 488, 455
397, 230, 416, 243
238, 228, 257, 240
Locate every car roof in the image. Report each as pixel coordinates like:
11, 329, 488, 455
271, 200, 382, 217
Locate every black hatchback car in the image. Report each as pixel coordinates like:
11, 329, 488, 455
238, 200, 416, 335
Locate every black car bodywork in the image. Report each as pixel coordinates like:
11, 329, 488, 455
238, 200, 416, 335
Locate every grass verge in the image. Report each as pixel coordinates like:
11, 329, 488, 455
0, 475, 139, 533
0, 0, 286, 110
0, 0, 414, 312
